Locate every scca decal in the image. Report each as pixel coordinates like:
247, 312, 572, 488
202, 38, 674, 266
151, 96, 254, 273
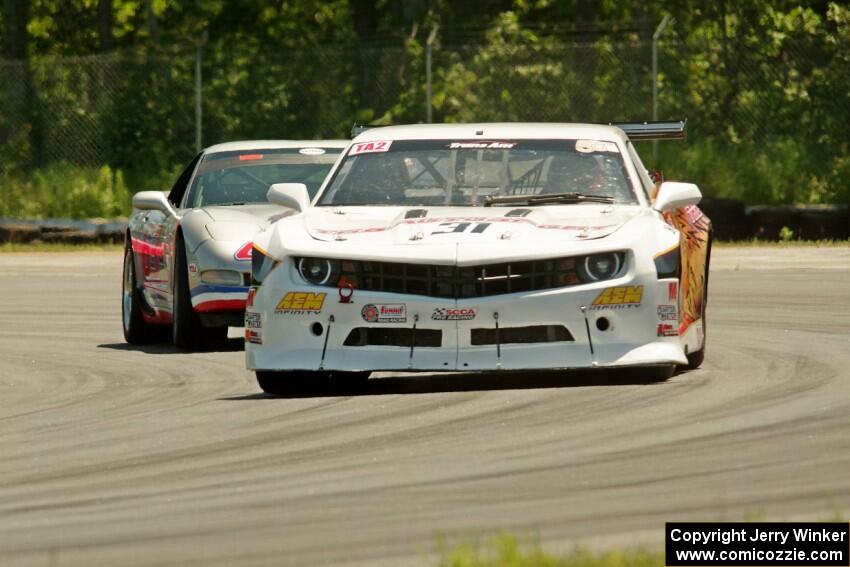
432, 307, 476, 321
591, 285, 643, 309
349, 140, 392, 156
275, 292, 326, 314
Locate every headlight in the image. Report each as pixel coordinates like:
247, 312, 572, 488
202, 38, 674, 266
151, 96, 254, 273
297, 257, 338, 285
251, 245, 279, 286
578, 252, 624, 282
653, 246, 680, 279
200, 269, 243, 285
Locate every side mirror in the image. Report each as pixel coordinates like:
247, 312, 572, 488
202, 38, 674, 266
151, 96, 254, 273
133, 191, 176, 216
653, 181, 702, 213
267, 183, 310, 212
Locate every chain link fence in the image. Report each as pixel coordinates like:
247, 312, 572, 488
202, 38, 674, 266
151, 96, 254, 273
1, 36, 847, 207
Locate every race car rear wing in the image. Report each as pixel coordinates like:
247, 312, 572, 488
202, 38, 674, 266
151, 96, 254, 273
351, 120, 687, 140
351, 124, 378, 138
606, 120, 686, 141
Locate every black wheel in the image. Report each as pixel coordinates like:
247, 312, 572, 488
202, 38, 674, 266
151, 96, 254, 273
256, 370, 332, 395
685, 237, 712, 370
122, 241, 160, 344
172, 237, 226, 350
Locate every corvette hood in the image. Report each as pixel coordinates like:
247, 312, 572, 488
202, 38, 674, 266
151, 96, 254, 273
202, 204, 290, 225
201, 204, 293, 241
301, 205, 639, 245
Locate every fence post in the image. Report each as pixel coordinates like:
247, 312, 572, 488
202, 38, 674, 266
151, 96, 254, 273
652, 15, 671, 163
425, 25, 438, 124
194, 30, 208, 153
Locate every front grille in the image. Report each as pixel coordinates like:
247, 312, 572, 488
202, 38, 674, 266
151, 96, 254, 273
470, 325, 574, 345
335, 257, 583, 299
343, 327, 442, 347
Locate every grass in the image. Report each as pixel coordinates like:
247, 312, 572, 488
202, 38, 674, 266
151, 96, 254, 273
436, 534, 662, 567
0, 242, 123, 253
435, 512, 850, 567
714, 238, 850, 247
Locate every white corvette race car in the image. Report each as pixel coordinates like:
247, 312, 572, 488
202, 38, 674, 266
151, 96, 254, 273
246, 122, 712, 393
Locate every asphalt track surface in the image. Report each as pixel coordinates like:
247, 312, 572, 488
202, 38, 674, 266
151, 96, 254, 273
0, 247, 848, 566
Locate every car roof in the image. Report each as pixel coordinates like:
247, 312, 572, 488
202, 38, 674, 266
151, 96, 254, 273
204, 140, 349, 154
353, 123, 628, 143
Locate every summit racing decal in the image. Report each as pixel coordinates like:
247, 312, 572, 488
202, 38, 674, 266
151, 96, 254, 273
349, 140, 391, 156
591, 285, 643, 309
432, 307, 477, 321
447, 141, 517, 150
275, 292, 326, 314
361, 303, 407, 323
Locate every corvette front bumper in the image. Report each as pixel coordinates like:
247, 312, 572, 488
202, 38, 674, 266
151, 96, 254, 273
245, 266, 688, 372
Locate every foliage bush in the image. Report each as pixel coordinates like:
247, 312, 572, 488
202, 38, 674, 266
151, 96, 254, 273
648, 139, 849, 205
0, 163, 131, 219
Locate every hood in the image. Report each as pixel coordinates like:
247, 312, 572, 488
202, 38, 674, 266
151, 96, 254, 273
300, 205, 639, 245
201, 204, 294, 241
202, 203, 291, 224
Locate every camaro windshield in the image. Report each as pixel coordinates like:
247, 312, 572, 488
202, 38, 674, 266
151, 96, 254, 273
318, 139, 637, 207
186, 148, 341, 207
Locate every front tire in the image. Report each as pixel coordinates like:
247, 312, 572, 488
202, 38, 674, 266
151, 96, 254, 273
122, 242, 159, 344
685, 237, 711, 370
172, 237, 226, 350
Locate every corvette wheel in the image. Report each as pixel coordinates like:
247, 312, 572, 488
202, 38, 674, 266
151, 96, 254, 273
122, 242, 159, 344
256, 371, 333, 395
172, 237, 224, 350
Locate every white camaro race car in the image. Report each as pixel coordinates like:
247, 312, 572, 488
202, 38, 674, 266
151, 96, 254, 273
245, 122, 712, 393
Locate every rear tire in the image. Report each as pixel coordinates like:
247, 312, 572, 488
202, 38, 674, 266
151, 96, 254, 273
122, 242, 159, 344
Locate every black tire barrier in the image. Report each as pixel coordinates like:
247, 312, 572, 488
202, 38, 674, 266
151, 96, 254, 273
0, 218, 126, 245
748, 205, 849, 241
698, 198, 750, 240
0, 223, 42, 243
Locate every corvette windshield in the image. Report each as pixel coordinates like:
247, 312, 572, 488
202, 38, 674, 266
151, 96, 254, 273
186, 148, 340, 207
318, 139, 637, 207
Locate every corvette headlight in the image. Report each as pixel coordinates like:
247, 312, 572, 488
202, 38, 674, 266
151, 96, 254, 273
577, 252, 625, 283
201, 269, 243, 285
297, 257, 338, 285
